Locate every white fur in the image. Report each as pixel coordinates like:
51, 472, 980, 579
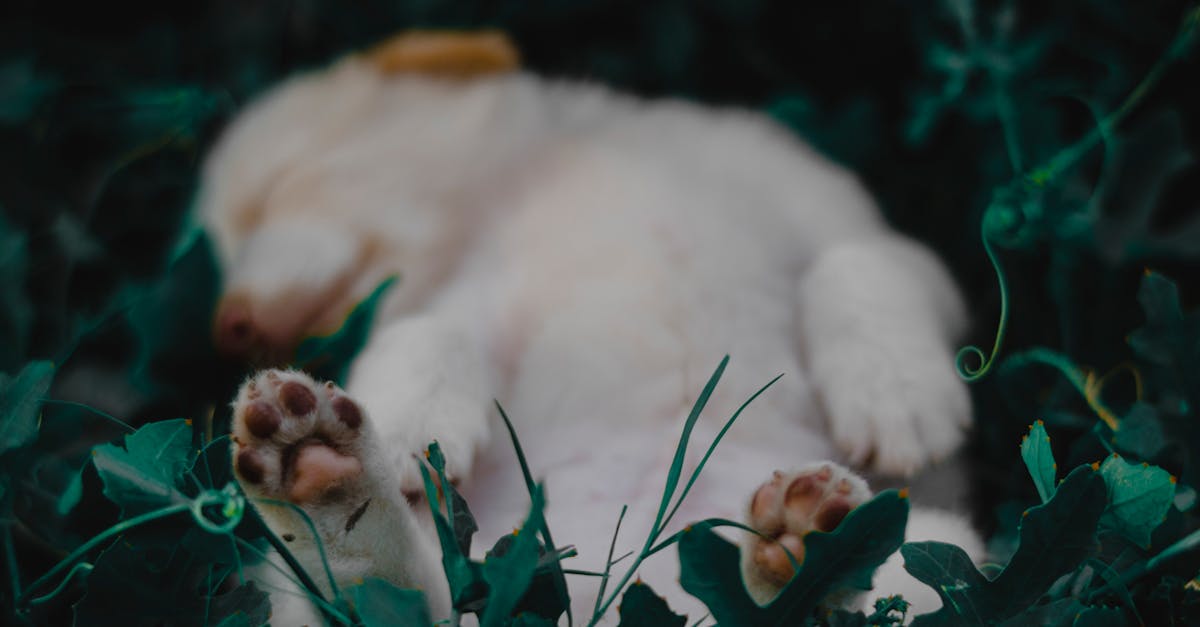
200, 52, 980, 623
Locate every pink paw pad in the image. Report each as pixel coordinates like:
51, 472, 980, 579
231, 370, 367, 504
745, 464, 872, 587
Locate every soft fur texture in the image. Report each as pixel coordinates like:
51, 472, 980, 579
200, 43, 983, 624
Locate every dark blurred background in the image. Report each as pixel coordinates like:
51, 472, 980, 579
2, 0, 1199, 623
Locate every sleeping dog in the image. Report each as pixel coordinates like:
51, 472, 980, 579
199, 31, 983, 623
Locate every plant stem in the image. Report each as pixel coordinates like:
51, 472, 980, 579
16, 502, 190, 610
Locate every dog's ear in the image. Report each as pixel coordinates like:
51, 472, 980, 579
362, 30, 520, 78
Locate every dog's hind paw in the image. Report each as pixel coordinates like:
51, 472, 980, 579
741, 463, 872, 604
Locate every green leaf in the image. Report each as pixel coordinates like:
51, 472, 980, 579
91, 418, 194, 516
419, 446, 486, 613
616, 581, 686, 627
988, 466, 1108, 612
126, 231, 230, 399
55, 461, 86, 516
996, 597, 1084, 626
208, 581, 271, 627
679, 490, 909, 625
1021, 420, 1057, 503
1111, 403, 1166, 460
426, 443, 478, 556
0, 215, 33, 372
481, 485, 546, 627
74, 536, 240, 626
295, 276, 397, 384
1097, 454, 1174, 549
1072, 605, 1129, 626
510, 613, 557, 626
0, 58, 58, 125
346, 577, 432, 627
494, 402, 571, 624
907, 466, 1108, 625
677, 518, 763, 625
775, 490, 910, 602
1128, 272, 1200, 382
1092, 112, 1196, 262
0, 360, 53, 455
903, 542, 991, 626
825, 609, 870, 627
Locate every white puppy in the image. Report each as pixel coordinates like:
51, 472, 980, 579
200, 32, 983, 625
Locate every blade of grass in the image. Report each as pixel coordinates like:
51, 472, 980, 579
591, 505, 628, 618
589, 357, 735, 624
496, 401, 573, 626
647, 356, 728, 543
660, 373, 783, 530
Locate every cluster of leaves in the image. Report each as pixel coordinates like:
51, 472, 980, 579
3, 0, 1200, 625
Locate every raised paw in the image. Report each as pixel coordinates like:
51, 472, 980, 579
817, 342, 971, 476
231, 370, 370, 506
741, 463, 872, 604
229, 369, 453, 615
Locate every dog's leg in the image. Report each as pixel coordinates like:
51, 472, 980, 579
344, 314, 493, 497
230, 369, 451, 618
797, 236, 971, 476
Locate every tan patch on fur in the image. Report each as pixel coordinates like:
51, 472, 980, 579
362, 30, 520, 78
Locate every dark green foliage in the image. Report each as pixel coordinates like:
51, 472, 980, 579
124, 232, 228, 402
3, 0, 1200, 624
346, 577, 432, 627
679, 490, 908, 626
1097, 454, 1174, 549
1022, 421, 1057, 503
616, 581, 687, 627
294, 276, 398, 385
905, 468, 1107, 625
0, 360, 52, 454
91, 419, 192, 517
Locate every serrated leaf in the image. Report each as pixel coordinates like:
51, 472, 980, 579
1073, 605, 1129, 626
0, 360, 53, 455
481, 485, 546, 627
346, 577, 432, 626
295, 276, 397, 384
616, 581, 686, 627
777, 490, 910, 600
677, 519, 762, 625
903, 542, 990, 626
1021, 421, 1057, 503
907, 466, 1107, 625
988, 466, 1108, 612
91, 418, 194, 516
1098, 455, 1174, 549
680, 490, 909, 625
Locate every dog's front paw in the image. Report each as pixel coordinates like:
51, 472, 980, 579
231, 370, 376, 521
741, 464, 873, 604
816, 341, 970, 476
230, 369, 452, 614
